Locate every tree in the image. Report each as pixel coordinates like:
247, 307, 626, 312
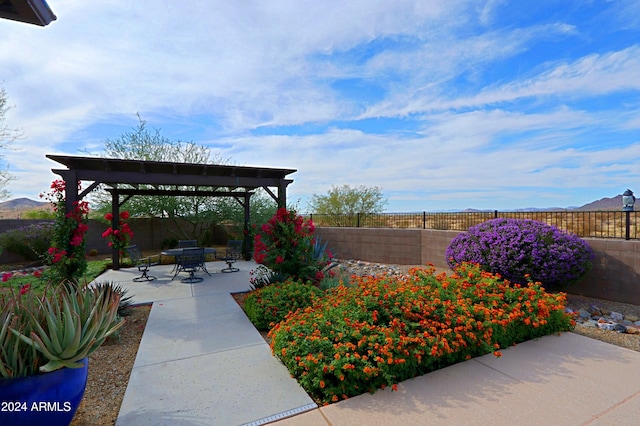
307, 184, 387, 215
90, 115, 233, 245
0, 86, 20, 200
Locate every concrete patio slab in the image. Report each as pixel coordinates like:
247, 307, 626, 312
132, 295, 266, 367
117, 344, 316, 426
99, 264, 193, 305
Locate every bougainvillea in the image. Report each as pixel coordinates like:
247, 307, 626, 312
102, 211, 134, 257
446, 218, 593, 289
40, 179, 90, 284
253, 208, 332, 284
269, 263, 573, 405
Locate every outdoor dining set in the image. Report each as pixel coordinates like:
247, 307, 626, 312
125, 239, 243, 283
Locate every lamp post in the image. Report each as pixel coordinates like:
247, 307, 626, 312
622, 189, 635, 211
622, 189, 635, 240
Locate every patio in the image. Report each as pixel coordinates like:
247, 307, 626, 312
102, 258, 317, 425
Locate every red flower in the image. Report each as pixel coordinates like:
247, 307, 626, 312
19, 284, 31, 295
120, 211, 130, 220
2, 272, 12, 282
275, 255, 285, 264
104, 213, 114, 220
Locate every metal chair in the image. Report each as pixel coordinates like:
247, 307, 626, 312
125, 245, 160, 282
176, 247, 205, 283
220, 240, 242, 273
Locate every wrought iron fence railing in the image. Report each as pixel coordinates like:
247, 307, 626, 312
306, 210, 639, 240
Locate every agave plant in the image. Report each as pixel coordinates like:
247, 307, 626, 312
0, 282, 124, 378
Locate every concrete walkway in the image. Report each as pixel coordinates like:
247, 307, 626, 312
97, 260, 640, 426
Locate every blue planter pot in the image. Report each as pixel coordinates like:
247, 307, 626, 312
0, 358, 88, 426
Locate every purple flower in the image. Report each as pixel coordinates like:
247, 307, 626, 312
446, 218, 593, 289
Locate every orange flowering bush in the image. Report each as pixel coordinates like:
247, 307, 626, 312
268, 262, 573, 405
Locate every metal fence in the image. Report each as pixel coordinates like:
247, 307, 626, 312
306, 210, 640, 240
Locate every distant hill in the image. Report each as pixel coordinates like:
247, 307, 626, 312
0, 198, 48, 210
463, 194, 627, 212
576, 195, 624, 211
0, 197, 51, 219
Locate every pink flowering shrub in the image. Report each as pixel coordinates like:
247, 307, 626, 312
253, 208, 332, 284
40, 179, 89, 283
102, 211, 134, 257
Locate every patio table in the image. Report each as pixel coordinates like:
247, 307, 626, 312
161, 247, 217, 276
161, 247, 217, 258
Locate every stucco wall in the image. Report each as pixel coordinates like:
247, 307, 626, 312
0, 218, 228, 264
315, 227, 640, 305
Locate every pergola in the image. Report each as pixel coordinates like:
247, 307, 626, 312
0, 0, 57, 26
47, 155, 296, 269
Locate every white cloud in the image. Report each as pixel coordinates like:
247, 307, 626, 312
0, 1, 638, 210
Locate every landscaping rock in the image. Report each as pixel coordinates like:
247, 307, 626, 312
626, 314, 640, 323
610, 311, 624, 321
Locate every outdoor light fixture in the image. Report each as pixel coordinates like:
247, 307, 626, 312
0, 0, 56, 26
622, 189, 635, 212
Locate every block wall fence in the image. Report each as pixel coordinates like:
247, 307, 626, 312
0, 218, 230, 264
314, 227, 640, 306
1, 220, 638, 305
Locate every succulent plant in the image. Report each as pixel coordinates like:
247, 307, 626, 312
0, 282, 124, 378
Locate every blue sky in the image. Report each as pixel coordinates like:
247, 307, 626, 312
0, 0, 639, 212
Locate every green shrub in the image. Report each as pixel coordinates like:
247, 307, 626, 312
269, 263, 573, 405
0, 222, 54, 262
244, 279, 324, 330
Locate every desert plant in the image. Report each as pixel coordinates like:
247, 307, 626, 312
249, 264, 288, 290
92, 282, 134, 317
243, 279, 324, 330
318, 275, 343, 291
0, 282, 124, 378
0, 222, 54, 262
446, 218, 593, 290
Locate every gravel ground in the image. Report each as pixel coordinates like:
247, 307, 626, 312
73, 263, 640, 424
70, 304, 150, 426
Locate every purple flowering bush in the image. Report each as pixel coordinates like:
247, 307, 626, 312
446, 218, 593, 290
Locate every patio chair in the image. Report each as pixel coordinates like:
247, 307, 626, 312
125, 245, 160, 282
176, 247, 206, 283
220, 240, 242, 273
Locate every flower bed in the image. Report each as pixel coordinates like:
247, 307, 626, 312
268, 263, 573, 405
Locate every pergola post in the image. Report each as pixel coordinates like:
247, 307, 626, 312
243, 192, 251, 260
111, 190, 121, 270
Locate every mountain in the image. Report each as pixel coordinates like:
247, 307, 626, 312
576, 195, 624, 211
0, 197, 48, 210
0, 197, 51, 219
462, 194, 626, 212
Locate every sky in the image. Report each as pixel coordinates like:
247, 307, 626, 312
0, 0, 639, 212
